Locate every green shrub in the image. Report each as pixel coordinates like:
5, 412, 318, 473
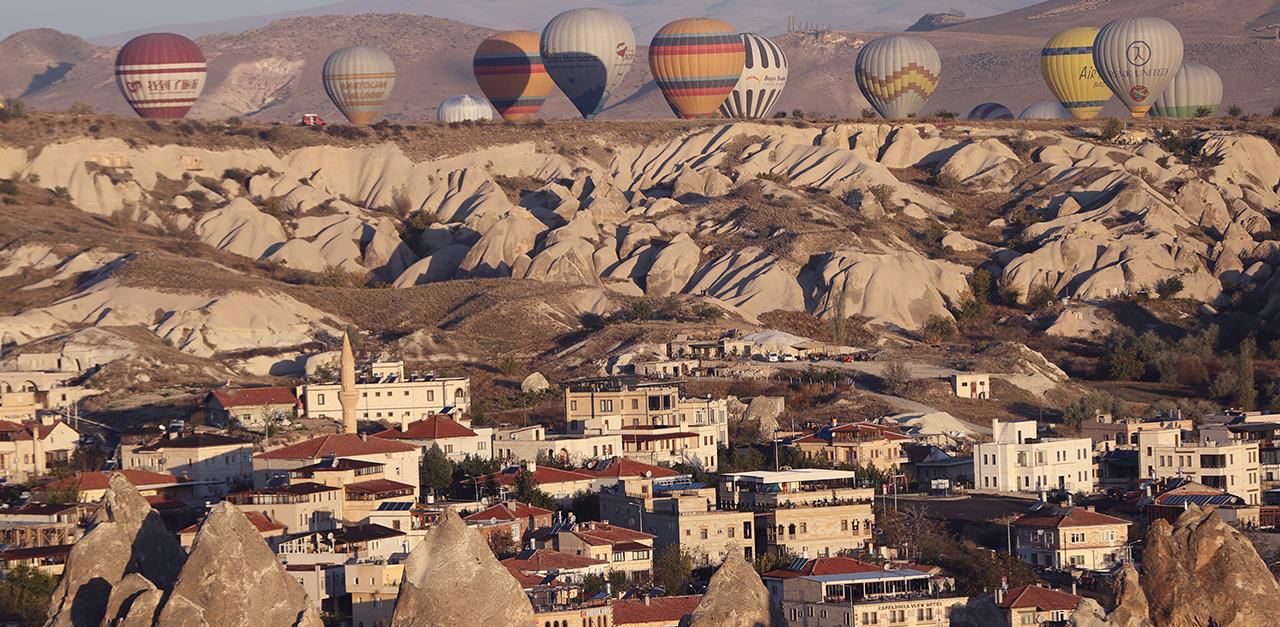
1100, 118, 1126, 142
1155, 276, 1184, 299
1227, 105, 1244, 119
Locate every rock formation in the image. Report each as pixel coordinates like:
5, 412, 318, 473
45, 474, 186, 627
390, 510, 534, 627
1069, 565, 1152, 627
153, 502, 322, 627
520, 372, 550, 393
1142, 506, 1280, 627
682, 549, 770, 627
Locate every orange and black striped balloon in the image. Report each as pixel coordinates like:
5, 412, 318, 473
648, 18, 745, 119
473, 31, 554, 121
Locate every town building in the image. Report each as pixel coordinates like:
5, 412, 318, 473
45, 469, 209, 506
253, 433, 421, 493
227, 483, 344, 533
1143, 479, 1259, 526
668, 333, 753, 359
467, 463, 598, 504
0, 417, 80, 483
632, 358, 700, 379
202, 386, 299, 431
974, 420, 1095, 494
763, 557, 966, 627
903, 444, 974, 488
562, 377, 724, 470
719, 469, 875, 559
791, 422, 910, 472
995, 585, 1081, 627
178, 510, 288, 551
300, 360, 470, 425
543, 521, 657, 583
949, 373, 990, 399
599, 479, 754, 567
0, 503, 86, 550
0, 544, 73, 575
464, 501, 554, 545
502, 548, 609, 584
346, 559, 402, 627
1201, 420, 1280, 489
1080, 413, 1193, 452
1137, 428, 1261, 505
611, 595, 703, 627
493, 424, 622, 466
576, 457, 687, 491
1011, 506, 1131, 571
373, 414, 493, 462
120, 431, 253, 501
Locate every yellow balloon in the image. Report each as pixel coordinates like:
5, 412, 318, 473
1041, 27, 1112, 121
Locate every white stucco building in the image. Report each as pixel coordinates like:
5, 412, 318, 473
300, 361, 469, 427
974, 420, 1095, 494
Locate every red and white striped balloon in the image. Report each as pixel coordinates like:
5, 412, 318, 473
115, 33, 207, 119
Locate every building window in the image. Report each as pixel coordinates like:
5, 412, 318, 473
427, 391, 435, 402
317, 393, 325, 405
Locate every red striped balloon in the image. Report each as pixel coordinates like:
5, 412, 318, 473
649, 18, 745, 119
115, 33, 207, 119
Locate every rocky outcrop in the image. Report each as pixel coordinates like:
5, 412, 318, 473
1142, 506, 1280, 627
390, 510, 533, 626
683, 549, 769, 627
1069, 565, 1152, 627
521, 372, 550, 393
45, 474, 186, 627
154, 502, 322, 627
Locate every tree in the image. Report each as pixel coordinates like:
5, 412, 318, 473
1233, 338, 1258, 410
753, 547, 798, 575
920, 315, 957, 344
1025, 284, 1057, 311
880, 361, 911, 396
1155, 276, 1184, 299
652, 545, 694, 594
581, 573, 607, 598
830, 282, 850, 345
487, 530, 520, 559
570, 491, 601, 522
420, 444, 454, 498
607, 570, 630, 596
0, 565, 58, 623
515, 470, 558, 511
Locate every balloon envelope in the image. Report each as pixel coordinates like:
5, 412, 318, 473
649, 18, 745, 119
115, 33, 207, 119
968, 103, 1014, 121
474, 31, 555, 121
1093, 17, 1184, 118
855, 35, 941, 120
1041, 27, 1112, 121
1152, 63, 1222, 118
438, 95, 494, 123
541, 8, 636, 119
720, 33, 789, 119
323, 47, 397, 125
1020, 101, 1073, 120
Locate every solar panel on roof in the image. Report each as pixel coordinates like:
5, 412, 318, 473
376, 502, 414, 511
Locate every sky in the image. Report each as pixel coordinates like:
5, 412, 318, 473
0, 0, 335, 39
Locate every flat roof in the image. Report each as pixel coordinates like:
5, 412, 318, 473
722, 469, 861, 484
802, 569, 930, 584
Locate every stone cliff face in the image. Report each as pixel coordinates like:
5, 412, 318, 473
1142, 505, 1280, 627
43, 475, 320, 627
390, 509, 534, 627
1069, 565, 1153, 627
682, 549, 770, 627
45, 475, 186, 627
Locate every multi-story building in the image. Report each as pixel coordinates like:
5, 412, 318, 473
1137, 428, 1261, 505
501, 548, 609, 584
974, 420, 1095, 494
226, 483, 344, 533
121, 431, 253, 501
545, 521, 657, 583
719, 469, 875, 559
253, 433, 421, 493
468, 462, 597, 504
300, 360, 470, 425
1080, 413, 1194, 452
46, 469, 210, 506
792, 422, 910, 472
1201, 420, 1280, 489
464, 501, 554, 545
492, 425, 622, 466
599, 479, 753, 567
1011, 506, 1131, 571
612, 595, 703, 627
0, 417, 80, 483
995, 585, 1081, 627
562, 377, 724, 470
373, 414, 493, 462
202, 387, 299, 432
346, 560, 402, 627
763, 557, 967, 627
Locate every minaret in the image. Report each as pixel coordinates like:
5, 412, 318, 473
338, 331, 358, 434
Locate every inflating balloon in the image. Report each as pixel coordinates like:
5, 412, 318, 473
649, 18, 745, 119
1152, 63, 1222, 119
541, 8, 636, 119
1093, 17, 1184, 118
474, 31, 554, 121
720, 33, 788, 120
855, 35, 941, 120
323, 47, 397, 125
1041, 27, 1112, 121
115, 33, 207, 119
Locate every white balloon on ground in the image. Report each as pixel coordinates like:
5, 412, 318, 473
1020, 100, 1073, 120
968, 102, 1014, 120
720, 33, 788, 119
540, 8, 637, 119
1093, 17, 1184, 118
1152, 63, 1223, 118
855, 35, 941, 120
437, 95, 494, 123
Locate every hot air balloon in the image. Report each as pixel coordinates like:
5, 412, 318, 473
855, 35, 941, 120
1093, 17, 1184, 118
541, 8, 636, 119
474, 31, 555, 121
720, 33, 788, 119
1152, 63, 1222, 118
649, 18, 745, 119
1040, 27, 1112, 121
114, 33, 207, 119
323, 47, 396, 125
437, 95, 494, 123
968, 103, 1014, 121
1020, 101, 1073, 120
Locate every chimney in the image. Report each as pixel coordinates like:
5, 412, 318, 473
525, 461, 537, 474
359, 433, 367, 442
994, 588, 1004, 604
643, 594, 651, 606
400, 412, 409, 432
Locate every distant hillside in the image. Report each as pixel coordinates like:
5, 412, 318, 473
939, 0, 1280, 40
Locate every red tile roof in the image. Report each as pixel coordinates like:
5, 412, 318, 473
1012, 507, 1130, 529
578, 457, 680, 480
570, 522, 655, 545
762, 557, 887, 580
502, 548, 606, 572
256, 433, 417, 460
292, 458, 384, 473
374, 414, 478, 441
464, 501, 554, 523
612, 595, 703, 625
997, 585, 1082, 611
47, 470, 182, 493
181, 511, 286, 536
344, 479, 414, 495
208, 387, 299, 408
468, 466, 595, 488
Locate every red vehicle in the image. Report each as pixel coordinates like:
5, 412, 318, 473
300, 114, 327, 127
